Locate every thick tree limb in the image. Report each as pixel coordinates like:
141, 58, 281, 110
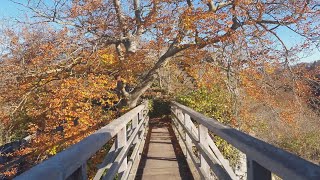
204, 0, 232, 12
113, 0, 127, 36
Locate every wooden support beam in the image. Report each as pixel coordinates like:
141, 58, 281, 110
247, 158, 271, 180
117, 127, 128, 177
171, 109, 233, 179
67, 163, 87, 180
185, 114, 192, 161
16, 103, 147, 180
199, 124, 210, 179
171, 101, 320, 180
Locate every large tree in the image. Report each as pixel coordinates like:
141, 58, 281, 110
0, 0, 319, 174
5, 0, 318, 107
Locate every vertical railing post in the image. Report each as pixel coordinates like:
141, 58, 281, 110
199, 124, 210, 179
177, 109, 184, 138
133, 112, 140, 145
67, 163, 87, 180
172, 106, 178, 136
143, 108, 149, 130
133, 113, 139, 131
247, 158, 271, 180
117, 126, 127, 177
185, 114, 192, 160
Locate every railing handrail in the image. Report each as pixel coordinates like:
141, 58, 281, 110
15, 102, 148, 180
171, 107, 237, 179
171, 101, 320, 180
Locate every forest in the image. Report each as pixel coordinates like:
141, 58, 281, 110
0, 0, 319, 179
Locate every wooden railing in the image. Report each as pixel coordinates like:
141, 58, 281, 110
171, 101, 320, 180
15, 101, 149, 180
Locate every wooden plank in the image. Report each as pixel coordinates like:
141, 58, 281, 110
177, 110, 186, 144
172, 111, 233, 180
171, 120, 204, 179
190, 121, 199, 140
102, 115, 147, 180
199, 124, 210, 179
206, 135, 238, 179
136, 119, 193, 180
184, 114, 192, 161
122, 118, 148, 180
15, 103, 147, 180
174, 108, 237, 179
133, 114, 139, 130
172, 101, 320, 180
117, 127, 127, 177
126, 126, 147, 180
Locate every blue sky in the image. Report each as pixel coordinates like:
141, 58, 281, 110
0, 0, 28, 19
0, 0, 319, 63
275, 27, 319, 63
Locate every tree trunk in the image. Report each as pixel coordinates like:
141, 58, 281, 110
127, 76, 155, 108
126, 45, 189, 107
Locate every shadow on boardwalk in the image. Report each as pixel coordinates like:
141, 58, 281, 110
135, 117, 194, 180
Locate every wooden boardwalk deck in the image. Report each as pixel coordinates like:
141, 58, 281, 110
135, 118, 194, 180
14, 102, 320, 180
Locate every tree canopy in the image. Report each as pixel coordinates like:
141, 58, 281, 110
0, 0, 319, 177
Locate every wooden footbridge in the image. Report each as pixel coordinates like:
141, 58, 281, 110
15, 101, 320, 180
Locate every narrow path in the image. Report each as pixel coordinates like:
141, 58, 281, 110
135, 118, 194, 180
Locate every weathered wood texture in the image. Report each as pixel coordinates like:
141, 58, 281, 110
171, 101, 320, 180
13, 101, 320, 180
171, 106, 236, 180
15, 102, 149, 180
135, 118, 194, 180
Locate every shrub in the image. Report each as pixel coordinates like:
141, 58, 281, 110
277, 130, 320, 164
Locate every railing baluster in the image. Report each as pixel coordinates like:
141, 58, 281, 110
94, 142, 117, 180
117, 126, 127, 177
133, 113, 139, 132
16, 101, 320, 180
122, 110, 149, 180
185, 114, 192, 160
132, 113, 140, 148
177, 110, 185, 146
199, 124, 210, 179
172, 106, 178, 137
247, 157, 271, 180
67, 163, 87, 180
16, 103, 148, 180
